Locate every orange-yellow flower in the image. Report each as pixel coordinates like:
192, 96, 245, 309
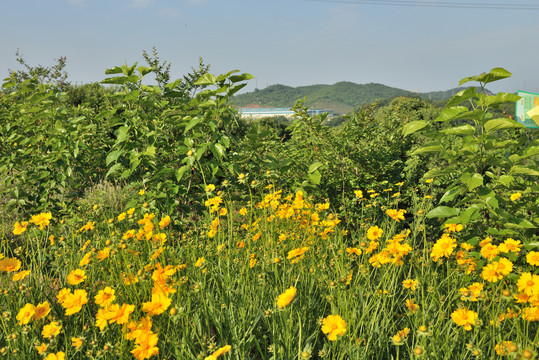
95, 287, 116, 308
34, 301, 51, 320
451, 308, 478, 330
45, 352, 65, 360
142, 293, 172, 316
276, 286, 297, 309
107, 303, 135, 325
13, 221, 28, 235
29, 212, 52, 230
0, 257, 21, 273
42, 321, 62, 338
16, 303, 36, 325
67, 268, 86, 285
527, 251, 539, 266
12, 269, 30, 281
366, 225, 383, 241
321, 315, 347, 341
385, 209, 406, 222
62, 289, 88, 316
204, 345, 231, 360
72, 337, 83, 348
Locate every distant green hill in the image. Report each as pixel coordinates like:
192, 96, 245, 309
231, 83, 479, 114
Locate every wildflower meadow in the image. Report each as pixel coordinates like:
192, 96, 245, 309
0, 63, 538, 359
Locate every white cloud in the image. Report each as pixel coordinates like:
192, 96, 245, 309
128, 0, 156, 9
157, 7, 182, 19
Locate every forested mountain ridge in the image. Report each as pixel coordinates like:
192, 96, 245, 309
231, 82, 480, 114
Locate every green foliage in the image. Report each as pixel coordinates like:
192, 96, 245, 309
406, 67, 539, 239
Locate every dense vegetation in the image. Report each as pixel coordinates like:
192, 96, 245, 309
0, 52, 538, 360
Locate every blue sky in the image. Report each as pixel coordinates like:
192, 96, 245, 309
2, 0, 539, 94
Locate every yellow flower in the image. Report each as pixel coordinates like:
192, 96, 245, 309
139, 189, 145, 195
142, 292, 172, 316
36, 343, 47, 354
67, 268, 86, 285
321, 315, 347, 341
239, 207, 248, 216
499, 238, 522, 254
451, 308, 478, 330
205, 184, 215, 192
517, 273, 539, 297
510, 192, 522, 201
12, 269, 31, 281
0, 257, 22, 273
425, 178, 433, 183
118, 212, 126, 221
95, 287, 116, 308
480, 243, 500, 261
277, 286, 297, 309
130, 331, 160, 360
97, 247, 110, 261
29, 212, 52, 230
204, 345, 231, 360
366, 225, 383, 241
346, 247, 362, 256
402, 279, 418, 291
158, 215, 171, 229
16, 303, 36, 325
194, 257, 205, 267
62, 289, 88, 316
45, 352, 65, 360
72, 337, 83, 348
42, 321, 62, 338
13, 221, 28, 235
430, 234, 457, 261
107, 303, 135, 325
354, 190, 363, 199
405, 299, 419, 313
481, 263, 502, 283
34, 301, 51, 320
526, 251, 539, 266
385, 209, 406, 222
79, 251, 92, 267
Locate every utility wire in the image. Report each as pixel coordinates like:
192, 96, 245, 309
302, 0, 539, 10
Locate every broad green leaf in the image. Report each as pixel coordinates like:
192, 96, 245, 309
106, 163, 122, 178
434, 106, 468, 122
477, 67, 512, 84
497, 175, 514, 187
309, 162, 324, 173
402, 120, 428, 137
441, 124, 475, 136
228, 73, 255, 83
106, 150, 122, 166
176, 165, 190, 182
137, 66, 153, 76
411, 145, 443, 155
143, 146, 156, 157
213, 143, 226, 159
485, 196, 499, 209
458, 205, 481, 225
121, 169, 132, 179
440, 187, 460, 203
105, 66, 124, 75
194, 73, 216, 86
426, 206, 460, 218
196, 144, 208, 161
423, 167, 454, 178
460, 173, 483, 191
510, 165, 539, 176
308, 170, 321, 185
445, 87, 477, 108
484, 118, 523, 133
115, 126, 130, 144
183, 117, 202, 134
101, 76, 127, 85
484, 92, 521, 107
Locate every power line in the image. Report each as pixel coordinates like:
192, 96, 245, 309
302, 0, 539, 10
